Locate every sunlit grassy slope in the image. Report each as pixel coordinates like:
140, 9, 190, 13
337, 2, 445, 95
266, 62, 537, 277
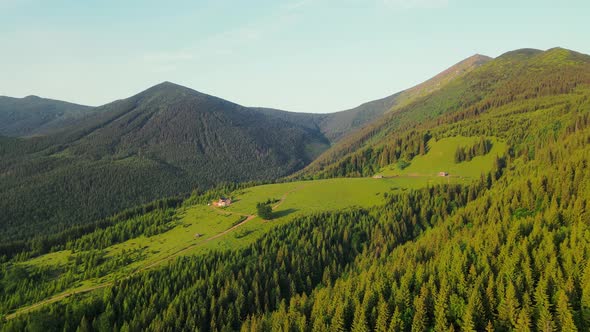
23, 137, 505, 282
377, 136, 507, 178
22, 137, 504, 277
20, 178, 421, 290
3, 175, 476, 318
12, 139, 505, 316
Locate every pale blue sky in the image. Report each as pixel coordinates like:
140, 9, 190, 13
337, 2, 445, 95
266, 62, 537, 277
1, 0, 588, 113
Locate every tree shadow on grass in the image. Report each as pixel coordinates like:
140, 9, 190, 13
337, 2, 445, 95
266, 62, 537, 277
272, 208, 298, 219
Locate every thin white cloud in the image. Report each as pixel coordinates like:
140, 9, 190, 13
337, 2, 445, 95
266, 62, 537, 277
139, 1, 305, 73
139, 27, 263, 72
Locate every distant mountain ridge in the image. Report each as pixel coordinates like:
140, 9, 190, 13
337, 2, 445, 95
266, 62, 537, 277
0, 82, 333, 241
64, 81, 332, 169
0, 50, 536, 243
0, 95, 93, 137
299, 47, 590, 178
257, 53, 492, 143
1, 53, 491, 144
297, 54, 494, 174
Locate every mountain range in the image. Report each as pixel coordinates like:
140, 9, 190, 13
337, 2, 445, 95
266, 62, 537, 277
0, 96, 91, 137
0, 51, 491, 242
3, 46, 590, 331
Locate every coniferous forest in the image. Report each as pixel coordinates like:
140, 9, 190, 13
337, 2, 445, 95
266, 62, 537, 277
1, 46, 590, 332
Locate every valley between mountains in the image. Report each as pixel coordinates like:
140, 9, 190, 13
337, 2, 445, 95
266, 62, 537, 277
2, 47, 590, 331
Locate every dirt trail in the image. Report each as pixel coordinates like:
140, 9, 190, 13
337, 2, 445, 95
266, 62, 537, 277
272, 184, 307, 210
5, 184, 306, 320
5, 213, 256, 320
4, 283, 113, 320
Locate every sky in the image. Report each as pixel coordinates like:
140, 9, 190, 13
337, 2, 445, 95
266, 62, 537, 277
1, 0, 589, 113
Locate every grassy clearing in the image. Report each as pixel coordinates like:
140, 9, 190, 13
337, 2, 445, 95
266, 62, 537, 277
21, 177, 423, 287
377, 136, 507, 179
12, 146, 504, 317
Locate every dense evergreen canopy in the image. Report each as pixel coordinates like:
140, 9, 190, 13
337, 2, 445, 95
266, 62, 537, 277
1, 47, 590, 331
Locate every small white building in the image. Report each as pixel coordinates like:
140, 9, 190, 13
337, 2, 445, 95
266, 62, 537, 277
213, 198, 232, 207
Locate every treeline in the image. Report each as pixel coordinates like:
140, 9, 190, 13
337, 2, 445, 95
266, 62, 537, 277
0, 246, 146, 315
242, 124, 590, 331
454, 137, 492, 163
0, 174, 495, 331
66, 208, 177, 252
310, 131, 431, 178
0, 180, 267, 262
0, 197, 183, 262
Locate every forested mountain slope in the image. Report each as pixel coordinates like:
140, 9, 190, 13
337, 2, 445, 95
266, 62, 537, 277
300, 47, 589, 177
0, 53, 490, 244
0, 82, 330, 243
0, 95, 93, 137
3, 47, 590, 331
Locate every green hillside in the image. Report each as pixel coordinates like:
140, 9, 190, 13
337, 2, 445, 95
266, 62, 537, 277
2, 47, 590, 331
0, 176, 444, 319
300, 48, 590, 179
0, 53, 490, 246
376, 136, 507, 179
0, 82, 331, 244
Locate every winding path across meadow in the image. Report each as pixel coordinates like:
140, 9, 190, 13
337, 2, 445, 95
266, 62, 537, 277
4, 184, 305, 320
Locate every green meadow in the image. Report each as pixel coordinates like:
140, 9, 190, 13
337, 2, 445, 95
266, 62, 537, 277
23, 178, 413, 272
11, 138, 505, 316
377, 136, 507, 179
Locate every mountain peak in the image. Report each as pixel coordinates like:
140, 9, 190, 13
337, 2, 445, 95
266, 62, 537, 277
498, 48, 543, 59
468, 53, 493, 62
152, 81, 183, 89
457, 54, 493, 68
24, 95, 42, 100
136, 81, 210, 102
146, 81, 192, 92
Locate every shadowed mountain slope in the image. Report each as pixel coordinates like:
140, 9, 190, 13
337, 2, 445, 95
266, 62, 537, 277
0, 82, 330, 241
0, 95, 93, 137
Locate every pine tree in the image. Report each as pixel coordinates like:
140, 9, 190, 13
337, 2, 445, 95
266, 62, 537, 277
462, 306, 477, 332
535, 279, 555, 332
351, 306, 370, 332
555, 290, 577, 332
388, 306, 404, 332
515, 307, 532, 332
498, 281, 519, 329
411, 287, 429, 332
76, 316, 91, 332
375, 300, 391, 332
434, 282, 449, 332
330, 303, 346, 332
581, 263, 590, 327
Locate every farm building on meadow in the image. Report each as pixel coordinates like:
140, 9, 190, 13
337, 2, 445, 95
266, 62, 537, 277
372, 174, 384, 179
439, 171, 449, 177
213, 197, 232, 207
